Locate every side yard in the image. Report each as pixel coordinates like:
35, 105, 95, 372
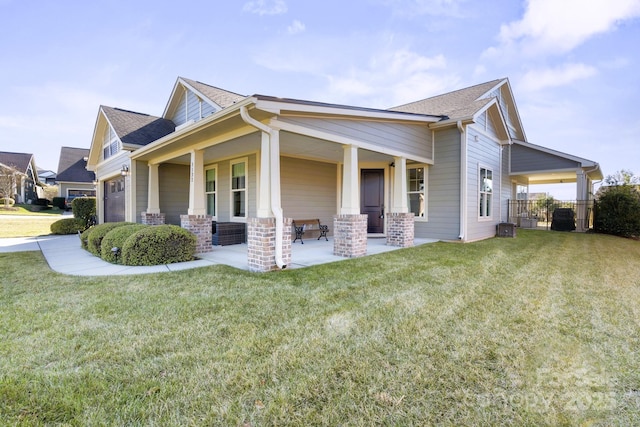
0, 230, 639, 425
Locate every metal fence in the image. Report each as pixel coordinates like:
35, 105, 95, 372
507, 199, 595, 231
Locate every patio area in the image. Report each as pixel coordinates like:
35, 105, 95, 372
197, 236, 439, 271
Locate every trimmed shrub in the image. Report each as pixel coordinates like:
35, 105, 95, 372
594, 185, 640, 238
72, 197, 96, 228
79, 227, 94, 250
0, 197, 15, 206
86, 222, 133, 256
50, 218, 86, 235
52, 197, 66, 210
121, 225, 196, 266
101, 224, 149, 264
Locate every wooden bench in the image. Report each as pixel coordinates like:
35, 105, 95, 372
292, 219, 329, 244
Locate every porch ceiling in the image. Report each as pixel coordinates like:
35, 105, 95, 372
511, 170, 579, 185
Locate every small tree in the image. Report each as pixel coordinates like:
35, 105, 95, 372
0, 164, 18, 207
604, 169, 639, 186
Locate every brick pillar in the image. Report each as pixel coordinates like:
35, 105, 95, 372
247, 217, 292, 272
333, 214, 367, 258
141, 212, 165, 225
386, 212, 414, 247
180, 214, 213, 254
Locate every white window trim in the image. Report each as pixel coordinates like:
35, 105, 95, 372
205, 164, 218, 220
230, 157, 248, 222
478, 164, 493, 221
407, 164, 428, 221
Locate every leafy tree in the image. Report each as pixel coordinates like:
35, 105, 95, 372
594, 185, 640, 238
604, 169, 639, 186
0, 164, 18, 207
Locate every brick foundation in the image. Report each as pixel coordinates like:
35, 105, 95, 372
386, 212, 415, 247
180, 214, 213, 254
141, 212, 165, 225
247, 217, 292, 272
333, 214, 367, 258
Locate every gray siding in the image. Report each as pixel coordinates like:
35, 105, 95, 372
501, 145, 511, 222
466, 127, 502, 242
159, 163, 189, 225
135, 160, 149, 223
172, 91, 187, 126
281, 156, 337, 235
414, 127, 460, 240
511, 144, 579, 173
172, 89, 218, 127
211, 154, 257, 222
280, 117, 433, 161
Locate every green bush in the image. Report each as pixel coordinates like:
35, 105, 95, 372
33, 198, 50, 206
121, 225, 196, 266
100, 224, 149, 264
50, 218, 86, 235
0, 197, 15, 206
52, 197, 66, 210
72, 197, 96, 228
79, 227, 94, 250
594, 185, 640, 238
86, 222, 133, 256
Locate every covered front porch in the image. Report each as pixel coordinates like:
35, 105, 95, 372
130, 98, 437, 271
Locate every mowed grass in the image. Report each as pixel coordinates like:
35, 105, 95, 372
0, 215, 62, 238
1, 230, 639, 425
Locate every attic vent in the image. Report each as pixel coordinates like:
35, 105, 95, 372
176, 119, 196, 131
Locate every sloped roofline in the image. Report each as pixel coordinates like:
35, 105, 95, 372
513, 139, 603, 179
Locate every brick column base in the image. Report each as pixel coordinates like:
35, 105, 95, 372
247, 217, 292, 272
141, 212, 165, 225
386, 212, 415, 247
333, 214, 367, 258
180, 214, 213, 254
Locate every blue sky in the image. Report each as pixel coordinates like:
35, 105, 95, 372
1, 0, 639, 198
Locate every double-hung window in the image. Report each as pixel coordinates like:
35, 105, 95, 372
407, 166, 426, 218
205, 166, 217, 218
479, 167, 493, 218
231, 159, 247, 219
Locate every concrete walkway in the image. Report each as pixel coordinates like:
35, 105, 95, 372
0, 234, 438, 276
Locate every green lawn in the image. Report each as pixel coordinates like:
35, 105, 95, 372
1, 230, 639, 425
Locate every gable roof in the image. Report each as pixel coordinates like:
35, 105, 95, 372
56, 147, 95, 183
163, 77, 247, 119
389, 79, 504, 119
101, 106, 175, 147
0, 151, 35, 174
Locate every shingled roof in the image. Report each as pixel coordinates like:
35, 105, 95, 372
101, 106, 175, 146
180, 77, 246, 109
390, 79, 504, 120
56, 147, 95, 183
0, 151, 34, 174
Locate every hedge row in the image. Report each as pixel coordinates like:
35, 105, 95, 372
81, 222, 197, 266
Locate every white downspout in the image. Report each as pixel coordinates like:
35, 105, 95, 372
240, 106, 286, 269
457, 120, 467, 240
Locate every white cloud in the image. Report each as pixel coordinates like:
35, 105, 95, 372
495, 0, 640, 56
243, 0, 287, 16
519, 63, 598, 91
382, 0, 466, 17
287, 20, 305, 35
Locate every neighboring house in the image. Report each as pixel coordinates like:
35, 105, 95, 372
56, 147, 96, 206
86, 77, 602, 272
38, 168, 57, 185
0, 151, 42, 203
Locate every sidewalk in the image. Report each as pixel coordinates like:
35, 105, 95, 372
0, 234, 225, 276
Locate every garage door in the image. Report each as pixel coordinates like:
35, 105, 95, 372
104, 177, 125, 222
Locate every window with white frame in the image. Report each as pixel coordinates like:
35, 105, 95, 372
230, 159, 246, 219
205, 166, 217, 217
407, 166, 426, 218
479, 167, 493, 218
102, 126, 119, 160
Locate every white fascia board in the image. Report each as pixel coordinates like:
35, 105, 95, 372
178, 78, 220, 110
255, 99, 439, 124
130, 97, 257, 161
161, 77, 185, 118
474, 99, 511, 143
477, 78, 508, 99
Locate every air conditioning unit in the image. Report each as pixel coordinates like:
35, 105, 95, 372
496, 222, 516, 238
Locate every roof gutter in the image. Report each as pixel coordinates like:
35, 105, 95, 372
240, 105, 286, 270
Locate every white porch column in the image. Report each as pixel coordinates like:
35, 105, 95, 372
147, 163, 160, 214
391, 156, 408, 213
576, 169, 588, 232
341, 144, 360, 214
257, 131, 271, 218
188, 149, 206, 215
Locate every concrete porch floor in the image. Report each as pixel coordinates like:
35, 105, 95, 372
197, 236, 439, 271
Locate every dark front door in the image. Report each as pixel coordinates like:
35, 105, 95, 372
104, 177, 125, 222
361, 169, 384, 234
